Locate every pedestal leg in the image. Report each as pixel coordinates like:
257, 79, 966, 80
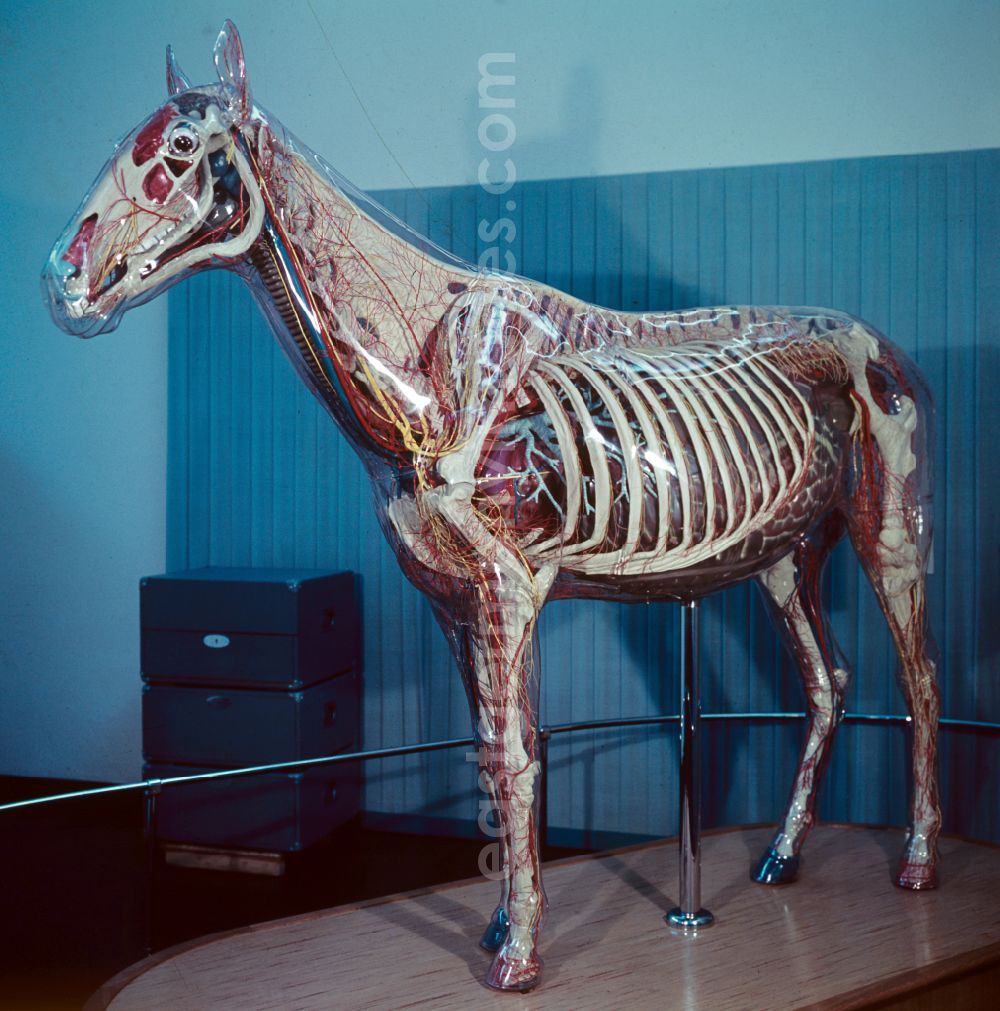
667, 600, 714, 930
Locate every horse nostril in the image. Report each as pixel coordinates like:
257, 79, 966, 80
62, 214, 98, 277
51, 256, 77, 282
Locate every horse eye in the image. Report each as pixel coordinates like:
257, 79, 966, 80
168, 124, 199, 156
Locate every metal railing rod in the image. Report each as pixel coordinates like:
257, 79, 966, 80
0, 780, 152, 811
0, 735, 475, 813
927, 717, 999, 731
547, 711, 893, 734
547, 712, 1000, 731
546, 715, 679, 735
2, 712, 996, 814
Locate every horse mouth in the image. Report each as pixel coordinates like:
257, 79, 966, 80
45, 262, 121, 337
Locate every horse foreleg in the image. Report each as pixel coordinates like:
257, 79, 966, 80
426, 466, 555, 991
461, 572, 547, 991
754, 514, 850, 884
428, 600, 512, 952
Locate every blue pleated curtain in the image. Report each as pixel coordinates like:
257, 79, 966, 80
167, 149, 1000, 846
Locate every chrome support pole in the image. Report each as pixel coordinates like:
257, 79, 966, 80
667, 600, 714, 931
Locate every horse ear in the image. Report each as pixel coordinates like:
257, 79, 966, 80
165, 45, 192, 96
214, 20, 250, 117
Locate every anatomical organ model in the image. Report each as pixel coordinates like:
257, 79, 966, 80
44, 23, 941, 993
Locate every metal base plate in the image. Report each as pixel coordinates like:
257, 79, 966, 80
666, 907, 715, 930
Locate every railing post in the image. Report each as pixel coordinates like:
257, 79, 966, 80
143, 778, 162, 956
666, 600, 714, 931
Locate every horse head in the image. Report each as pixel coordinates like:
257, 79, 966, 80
43, 21, 265, 337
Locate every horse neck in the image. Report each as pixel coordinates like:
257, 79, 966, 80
241, 119, 466, 460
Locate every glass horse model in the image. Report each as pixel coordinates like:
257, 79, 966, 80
43, 23, 940, 993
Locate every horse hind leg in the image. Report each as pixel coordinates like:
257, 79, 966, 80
753, 512, 852, 885
848, 547, 940, 889
843, 340, 941, 889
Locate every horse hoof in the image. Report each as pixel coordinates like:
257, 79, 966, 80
895, 860, 937, 890
479, 907, 510, 952
752, 847, 800, 885
484, 943, 542, 992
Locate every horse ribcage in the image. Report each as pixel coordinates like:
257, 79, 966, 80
485, 340, 816, 575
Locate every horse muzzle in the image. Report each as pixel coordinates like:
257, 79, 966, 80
42, 233, 121, 339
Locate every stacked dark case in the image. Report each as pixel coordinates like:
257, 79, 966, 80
141, 567, 362, 852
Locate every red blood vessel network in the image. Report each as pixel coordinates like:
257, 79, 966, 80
44, 23, 941, 993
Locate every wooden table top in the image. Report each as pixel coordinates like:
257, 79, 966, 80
90, 825, 1000, 1010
